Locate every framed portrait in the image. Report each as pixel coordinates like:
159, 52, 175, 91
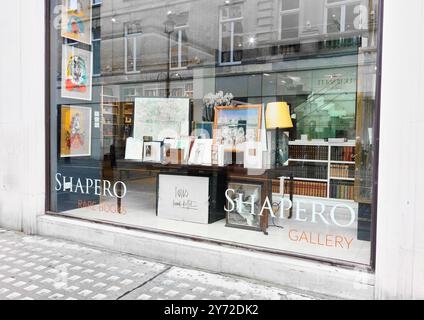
214, 105, 262, 152
226, 181, 266, 232
134, 98, 191, 141
61, 0, 92, 45
61, 44, 93, 101
143, 142, 162, 163
60, 105, 92, 158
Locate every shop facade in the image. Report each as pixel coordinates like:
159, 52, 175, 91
1, 0, 424, 299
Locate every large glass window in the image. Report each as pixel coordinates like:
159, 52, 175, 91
48, 0, 382, 267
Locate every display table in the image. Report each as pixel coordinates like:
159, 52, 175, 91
115, 160, 294, 234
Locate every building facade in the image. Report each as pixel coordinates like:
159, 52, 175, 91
0, 0, 423, 300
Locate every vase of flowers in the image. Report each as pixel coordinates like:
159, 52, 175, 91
202, 91, 234, 122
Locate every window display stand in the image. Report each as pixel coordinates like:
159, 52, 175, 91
115, 160, 296, 235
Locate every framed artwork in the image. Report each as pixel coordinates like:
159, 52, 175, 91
61, 44, 93, 101
175, 137, 192, 162
162, 138, 177, 163
143, 142, 162, 162
188, 139, 213, 166
60, 105, 92, 158
192, 121, 214, 139
133, 98, 191, 141
61, 0, 92, 45
226, 181, 265, 232
125, 137, 144, 161
244, 142, 263, 169
214, 105, 262, 152
157, 174, 210, 224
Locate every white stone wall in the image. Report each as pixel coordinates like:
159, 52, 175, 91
0, 0, 45, 233
376, 0, 424, 300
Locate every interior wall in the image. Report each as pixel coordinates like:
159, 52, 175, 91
0, 0, 45, 233
376, 0, 424, 300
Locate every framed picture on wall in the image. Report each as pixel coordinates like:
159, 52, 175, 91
226, 180, 266, 232
214, 105, 262, 152
60, 105, 92, 158
61, 44, 93, 101
61, 0, 92, 45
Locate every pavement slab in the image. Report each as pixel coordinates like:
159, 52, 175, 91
0, 230, 322, 301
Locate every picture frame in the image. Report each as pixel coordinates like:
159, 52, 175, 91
125, 137, 144, 161
143, 141, 162, 163
192, 121, 214, 139
162, 138, 176, 164
60, 105, 92, 158
134, 98, 191, 141
61, 0, 92, 45
61, 44, 93, 101
244, 142, 263, 169
214, 105, 262, 153
188, 139, 213, 166
226, 180, 267, 232
157, 174, 211, 224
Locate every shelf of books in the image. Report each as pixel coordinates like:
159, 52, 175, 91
275, 140, 357, 201
101, 87, 121, 156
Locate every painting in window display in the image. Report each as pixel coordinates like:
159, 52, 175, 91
60, 105, 92, 157
61, 0, 92, 45
214, 105, 262, 152
133, 98, 191, 141
61, 44, 93, 101
226, 182, 263, 232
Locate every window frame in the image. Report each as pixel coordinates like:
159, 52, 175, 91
279, 0, 302, 41
218, 4, 244, 66
124, 23, 143, 74
324, 0, 362, 34
169, 25, 189, 71
44, 0, 384, 272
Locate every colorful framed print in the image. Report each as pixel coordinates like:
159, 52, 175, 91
61, 0, 92, 45
134, 98, 191, 141
60, 105, 92, 158
214, 105, 262, 152
61, 44, 93, 101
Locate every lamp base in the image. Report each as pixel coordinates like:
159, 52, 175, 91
274, 128, 290, 168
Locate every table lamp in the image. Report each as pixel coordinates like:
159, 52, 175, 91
266, 102, 294, 167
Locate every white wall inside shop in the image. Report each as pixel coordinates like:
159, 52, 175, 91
376, 0, 424, 300
0, 0, 45, 233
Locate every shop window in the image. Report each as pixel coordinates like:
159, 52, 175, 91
48, 0, 382, 268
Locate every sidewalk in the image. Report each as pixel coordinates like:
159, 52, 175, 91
0, 228, 324, 300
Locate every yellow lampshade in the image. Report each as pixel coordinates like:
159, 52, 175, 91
266, 102, 293, 129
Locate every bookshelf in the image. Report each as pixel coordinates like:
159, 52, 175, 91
100, 87, 135, 157
274, 140, 356, 201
